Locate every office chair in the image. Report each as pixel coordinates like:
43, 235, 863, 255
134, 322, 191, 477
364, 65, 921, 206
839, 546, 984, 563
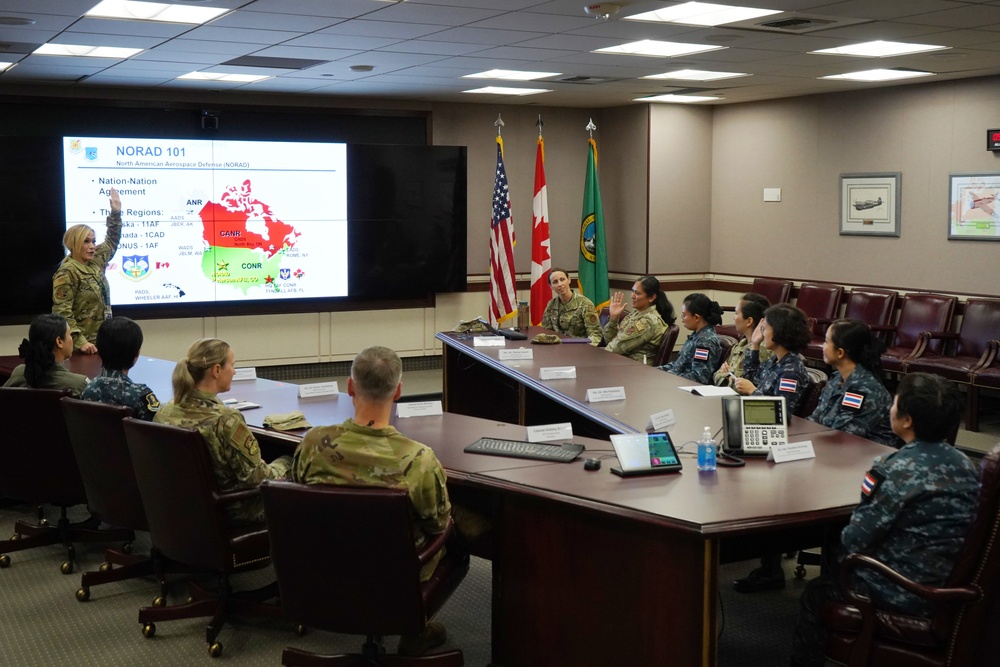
260, 480, 470, 666
122, 417, 282, 658
880, 293, 957, 375
0, 388, 132, 574
653, 324, 680, 367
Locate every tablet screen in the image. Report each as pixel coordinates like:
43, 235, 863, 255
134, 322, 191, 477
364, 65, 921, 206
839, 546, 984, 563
648, 432, 679, 468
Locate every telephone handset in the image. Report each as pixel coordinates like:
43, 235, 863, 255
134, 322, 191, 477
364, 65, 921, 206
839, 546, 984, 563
721, 395, 788, 456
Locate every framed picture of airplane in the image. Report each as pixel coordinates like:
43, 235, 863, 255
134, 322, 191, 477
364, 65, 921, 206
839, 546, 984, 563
948, 173, 1000, 241
840, 173, 901, 237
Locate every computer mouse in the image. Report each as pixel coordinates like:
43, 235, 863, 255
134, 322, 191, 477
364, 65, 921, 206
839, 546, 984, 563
584, 458, 601, 471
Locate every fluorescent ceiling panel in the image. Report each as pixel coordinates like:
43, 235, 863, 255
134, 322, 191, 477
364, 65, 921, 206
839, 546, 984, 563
820, 69, 935, 82
642, 69, 749, 81
594, 40, 726, 58
636, 93, 721, 103
463, 69, 559, 81
625, 2, 781, 27
34, 44, 143, 58
811, 41, 949, 58
462, 86, 549, 95
177, 71, 271, 82
86, 0, 228, 24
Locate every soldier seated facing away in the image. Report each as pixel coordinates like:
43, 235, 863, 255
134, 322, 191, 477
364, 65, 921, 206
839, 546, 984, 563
81, 316, 161, 420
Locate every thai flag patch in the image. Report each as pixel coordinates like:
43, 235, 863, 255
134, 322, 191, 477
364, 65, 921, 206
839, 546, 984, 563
694, 348, 709, 361
861, 472, 877, 496
842, 392, 864, 410
778, 377, 798, 393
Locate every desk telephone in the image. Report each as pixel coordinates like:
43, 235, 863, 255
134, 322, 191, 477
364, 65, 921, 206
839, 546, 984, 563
721, 395, 788, 456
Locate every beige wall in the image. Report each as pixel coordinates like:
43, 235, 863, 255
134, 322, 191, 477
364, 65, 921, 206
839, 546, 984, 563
709, 77, 1000, 295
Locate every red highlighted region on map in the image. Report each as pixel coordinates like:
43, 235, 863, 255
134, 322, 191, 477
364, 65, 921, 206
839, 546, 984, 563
200, 179, 298, 256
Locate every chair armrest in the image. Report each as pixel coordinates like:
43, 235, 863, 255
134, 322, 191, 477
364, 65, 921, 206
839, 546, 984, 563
721, 305, 736, 312
212, 486, 262, 507
814, 316, 837, 326
839, 553, 982, 607
971, 342, 998, 372
416, 518, 455, 567
868, 324, 894, 332
910, 330, 957, 359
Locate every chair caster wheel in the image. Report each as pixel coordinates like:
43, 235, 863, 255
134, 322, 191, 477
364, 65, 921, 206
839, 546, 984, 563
295, 624, 307, 637
0, 554, 10, 568
99, 562, 112, 572
142, 623, 156, 638
76, 587, 91, 602
9, 534, 20, 541
794, 565, 807, 579
121, 541, 133, 554
152, 596, 166, 608
60, 561, 74, 575
209, 642, 223, 657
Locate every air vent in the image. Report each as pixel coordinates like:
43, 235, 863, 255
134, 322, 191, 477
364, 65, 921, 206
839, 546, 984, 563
0, 41, 40, 53
558, 75, 619, 85
221, 56, 326, 70
758, 17, 834, 31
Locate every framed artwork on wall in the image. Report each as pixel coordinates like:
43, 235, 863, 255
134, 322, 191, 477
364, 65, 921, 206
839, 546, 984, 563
948, 173, 1000, 241
840, 172, 901, 237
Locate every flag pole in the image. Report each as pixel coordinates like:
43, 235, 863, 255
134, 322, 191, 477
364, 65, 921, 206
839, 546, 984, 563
530, 114, 551, 326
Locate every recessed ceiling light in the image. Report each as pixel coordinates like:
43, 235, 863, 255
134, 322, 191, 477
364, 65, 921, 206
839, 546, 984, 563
811, 41, 949, 58
594, 40, 726, 58
0, 16, 36, 26
820, 69, 935, 82
0, 61, 14, 71
635, 93, 721, 103
625, 2, 781, 27
462, 86, 550, 96
178, 72, 271, 83
463, 69, 560, 81
34, 43, 143, 58
642, 69, 749, 82
86, 0, 228, 24
349, 65, 374, 72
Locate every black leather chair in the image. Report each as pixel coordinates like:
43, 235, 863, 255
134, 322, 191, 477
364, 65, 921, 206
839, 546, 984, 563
822, 444, 1000, 667
653, 324, 680, 367
880, 293, 957, 375
796, 282, 844, 363
0, 388, 132, 573
122, 417, 282, 658
907, 298, 1000, 432
260, 480, 469, 666
804, 288, 898, 362
717, 278, 793, 339
715, 335, 737, 373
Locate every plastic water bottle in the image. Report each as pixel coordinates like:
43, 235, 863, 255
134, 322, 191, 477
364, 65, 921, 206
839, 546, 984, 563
697, 426, 717, 472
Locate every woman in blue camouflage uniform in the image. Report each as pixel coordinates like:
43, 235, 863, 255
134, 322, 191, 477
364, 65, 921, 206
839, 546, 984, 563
603, 276, 675, 365
734, 303, 813, 414
659, 292, 724, 384
808, 318, 897, 447
80, 316, 161, 420
3, 313, 88, 396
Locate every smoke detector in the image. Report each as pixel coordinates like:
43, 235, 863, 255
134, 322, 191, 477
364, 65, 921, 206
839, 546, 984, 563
584, 4, 621, 20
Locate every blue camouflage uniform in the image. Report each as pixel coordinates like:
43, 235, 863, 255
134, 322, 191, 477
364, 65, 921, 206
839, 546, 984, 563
742, 348, 812, 414
80, 368, 161, 421
659, 325, 722, 384
841, 439, 978, 615
808, 366, 898, 447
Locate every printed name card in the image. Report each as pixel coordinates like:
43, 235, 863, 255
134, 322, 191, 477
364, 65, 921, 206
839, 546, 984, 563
645, 408, 677, 431
539, 366, 577, 380
499, 348, 534, 361
397, 401, 443, 418
767, 440, 816, 463
586, 386, 626, 403
297, 381, 339, 398
473, 336, 505, 347
526, 422, 574, 443
232, 367, 257, 382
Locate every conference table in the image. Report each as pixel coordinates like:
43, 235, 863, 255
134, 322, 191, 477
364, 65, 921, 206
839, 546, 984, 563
2, 341, 893, 667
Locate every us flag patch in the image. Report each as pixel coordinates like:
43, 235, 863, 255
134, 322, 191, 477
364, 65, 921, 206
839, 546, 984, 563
779, 377, 798, 393
694, 348, 709, 361
842, 392, 864, 410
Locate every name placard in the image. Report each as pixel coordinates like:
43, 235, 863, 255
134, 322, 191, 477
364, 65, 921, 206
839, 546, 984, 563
645, 408, 677, 431
767, 440, 816, 463
586, 386, 626, 403
298, 381, 339, 398
499, 348, 534, 361
526, 422, 573, 443
232, 367, 257, 382
539, 366, 576, 380
397, 400, 444, 418
473, 336, 505, 347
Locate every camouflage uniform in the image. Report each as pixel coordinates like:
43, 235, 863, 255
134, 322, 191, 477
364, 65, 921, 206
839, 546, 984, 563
3, 363, 89, 397
713, 337, 772, 386
791, 440, 978, 667
541, 291, 603, 345
603, 307, 667, 365
154, 389, 292, 522
659, 325, 722, 384
52, 211, 122, 349
292, 418, 451, 581
80, 368, 161, 421
742, 349, 812, 414
807, 366, 899, 447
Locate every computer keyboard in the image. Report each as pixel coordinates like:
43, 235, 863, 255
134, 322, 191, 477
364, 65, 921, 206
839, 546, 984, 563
465, 437, 585, 462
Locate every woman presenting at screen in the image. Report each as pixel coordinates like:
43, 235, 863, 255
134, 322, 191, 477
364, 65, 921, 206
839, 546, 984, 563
52, 187, 122, 354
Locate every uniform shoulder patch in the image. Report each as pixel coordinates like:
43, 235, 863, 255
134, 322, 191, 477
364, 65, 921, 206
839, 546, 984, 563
145, 392, 161, 412
694, 347, 710, 361
842, 391, 864, 410
778, 377, 798, 393
232, 422, 260, 460
861, 467, 886, 501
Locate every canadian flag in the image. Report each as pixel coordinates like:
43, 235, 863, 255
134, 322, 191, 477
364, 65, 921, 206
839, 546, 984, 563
529, 135, 551, 325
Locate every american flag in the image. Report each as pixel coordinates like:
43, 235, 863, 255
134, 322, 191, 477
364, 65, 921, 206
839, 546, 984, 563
489, 136, 517, 326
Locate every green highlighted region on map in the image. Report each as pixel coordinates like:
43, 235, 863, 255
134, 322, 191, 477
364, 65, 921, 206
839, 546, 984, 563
202, 246, 285, 295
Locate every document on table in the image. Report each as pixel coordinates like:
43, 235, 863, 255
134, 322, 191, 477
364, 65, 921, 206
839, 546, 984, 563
677, 385, 738, 397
